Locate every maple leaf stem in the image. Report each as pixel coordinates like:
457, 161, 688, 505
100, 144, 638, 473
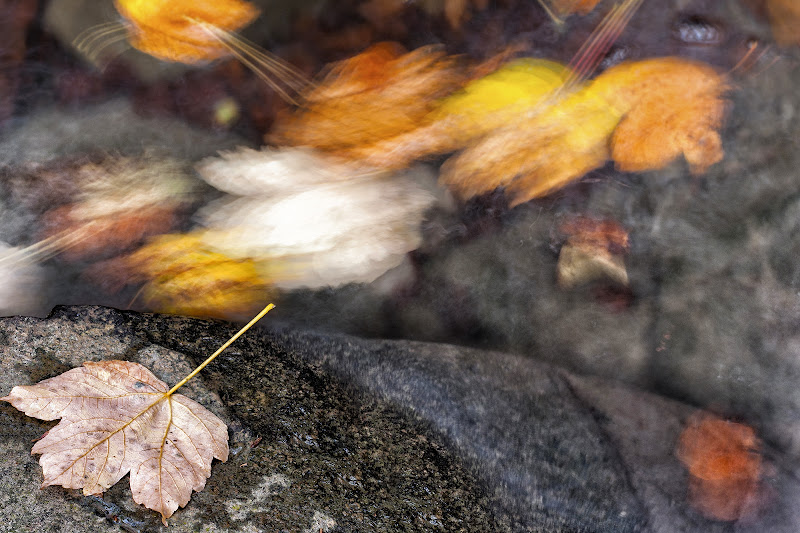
166, 303, 275, 396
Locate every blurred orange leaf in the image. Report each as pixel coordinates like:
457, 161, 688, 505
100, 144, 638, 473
345, 58, 571, 170
592, 57, 729, 175
676, 413, 763, 521
442, 56, 728, 205
114, 0, 260, 63
268, 42, 464, 152
552, 0, 603, 16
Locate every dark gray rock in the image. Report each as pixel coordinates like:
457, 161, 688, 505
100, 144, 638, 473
1, 306, 799, 532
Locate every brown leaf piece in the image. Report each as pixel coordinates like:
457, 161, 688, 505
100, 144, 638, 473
676, 413, 763, 522
35, 155, 196, 262
2, 360, 228, 524
556, 216, 630, 289
765, 0, 800, 46
267, 42, 464, 152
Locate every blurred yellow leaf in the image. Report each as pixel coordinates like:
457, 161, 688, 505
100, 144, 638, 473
346, 58, 571, 170
441, 80, 621, 205
441, 56, 728, 205
122, 233, 273, 319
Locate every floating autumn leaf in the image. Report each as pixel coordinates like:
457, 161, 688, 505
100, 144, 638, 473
553, 0, 603, 15
537, 0, 603, 24
765, 0, 800, 46
591, 57, 730, 175
2, 305, 273, 524
105, 232, 274, 319
556, 216, 629, 289
676, 413, 764, 522
267, 42, 464, 152
36, 155, 196, 261
441, 56, 728, 204
196, 147, 439, 289
441, 79, 621, 205
347, 58, 572, 170
113, 0, 260, 63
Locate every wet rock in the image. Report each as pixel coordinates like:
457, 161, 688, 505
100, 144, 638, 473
1, 306, 799, 531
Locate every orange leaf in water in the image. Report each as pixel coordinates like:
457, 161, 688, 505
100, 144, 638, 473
2, 360, 228, 525
676, 413, 763, 521
442, 56, 728, 205
114, 0, 260, 63
592, 57, 729, 175
267, 42, 464, 152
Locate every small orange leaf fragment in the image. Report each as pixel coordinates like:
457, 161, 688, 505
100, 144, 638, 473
676, 413, 763, 522
114, 0, 260, 63
552, 0, 603, 16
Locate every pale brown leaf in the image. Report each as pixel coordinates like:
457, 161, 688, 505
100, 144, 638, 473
2, 360, 228, 525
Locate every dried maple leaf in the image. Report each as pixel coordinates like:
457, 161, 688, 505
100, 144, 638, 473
267, 42, 464, 152
3, 360, 227, 524
676, 413, 764, 521
113, 0, 260, 63
2, 305, 273, 524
